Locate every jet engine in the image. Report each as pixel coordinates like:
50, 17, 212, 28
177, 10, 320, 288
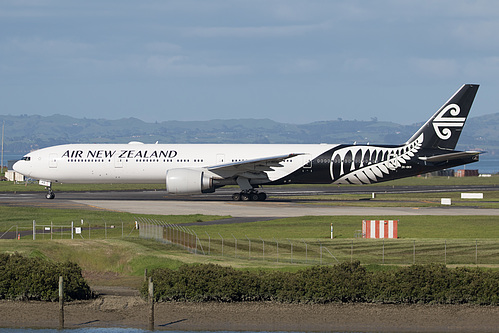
166, 168, 215, 194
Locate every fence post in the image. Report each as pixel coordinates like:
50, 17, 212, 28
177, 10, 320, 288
259, 237, 265, 261
413, 240, 416, 264
245, 235, 251, 260
351, 240, 353, 263
475, 240, 478, 265
33, 220, 36, 240
319, 241, 322, 265
59, 276, 64, 329
444, 240, 447, 265
218, 233, 224, 257
302, 239, 308, 264
382, 239, 385, 264
205, 231, 211, 255
148, 277, 154, 331
231, 234, 237, 258
273, 237, 279, 263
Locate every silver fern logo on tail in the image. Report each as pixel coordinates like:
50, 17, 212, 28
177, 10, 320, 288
432, 103, 466, 140
330, 134, 424, 185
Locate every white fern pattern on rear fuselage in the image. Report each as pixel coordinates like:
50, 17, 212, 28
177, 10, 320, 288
330, 134, 424, 185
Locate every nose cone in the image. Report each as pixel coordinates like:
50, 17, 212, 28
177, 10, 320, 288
13, 158, 31, 177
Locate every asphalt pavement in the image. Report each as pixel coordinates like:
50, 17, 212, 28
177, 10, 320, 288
1, 184, 497, 217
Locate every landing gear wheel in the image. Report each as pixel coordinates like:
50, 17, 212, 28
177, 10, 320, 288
250, 192, 260, 201
46, 192, 55, 200
232, 190, 267, 201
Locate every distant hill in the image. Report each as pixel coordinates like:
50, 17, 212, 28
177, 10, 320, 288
0, 113, 497, 158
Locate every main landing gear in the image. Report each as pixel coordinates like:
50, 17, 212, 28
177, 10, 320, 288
45, 187, 55, 199
231, 190, 267, 201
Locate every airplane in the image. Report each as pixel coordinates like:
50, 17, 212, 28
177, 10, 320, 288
13, 84, 481, 201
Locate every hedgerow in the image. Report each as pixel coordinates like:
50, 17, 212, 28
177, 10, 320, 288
0, 253, 92, 301
143, 262, 498, 305
369, 264, 499, 304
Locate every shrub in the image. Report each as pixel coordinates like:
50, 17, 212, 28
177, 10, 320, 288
0, 253, 92, 301
144, 262, 498, 305
369, 264, 499, 305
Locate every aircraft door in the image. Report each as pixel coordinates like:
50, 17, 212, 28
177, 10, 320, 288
302, 154, 312, 169
216, 154, 225, 164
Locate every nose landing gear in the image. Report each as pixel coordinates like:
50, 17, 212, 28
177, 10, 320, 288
39, 180, 55, 199
45, 187, 55, 199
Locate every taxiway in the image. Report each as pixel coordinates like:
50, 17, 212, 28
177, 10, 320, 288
1, 184, 497, 217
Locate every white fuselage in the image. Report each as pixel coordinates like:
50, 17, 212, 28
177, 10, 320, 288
14, 143, 338, 185
11, 84, 481, 201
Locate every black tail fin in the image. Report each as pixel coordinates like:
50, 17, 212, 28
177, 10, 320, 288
406, 84, 479, 150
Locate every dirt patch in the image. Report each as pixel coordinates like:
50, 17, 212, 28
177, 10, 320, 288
83, 271, 143, 289
0, 297, 497, 332
92, 286, 140, 297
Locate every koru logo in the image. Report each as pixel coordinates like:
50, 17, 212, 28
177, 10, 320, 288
432, 104, 466, 140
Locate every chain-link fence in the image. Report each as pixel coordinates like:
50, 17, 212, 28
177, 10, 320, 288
137, 218, 499, 266
4, 218, 498, 266
0, 220, 138, 240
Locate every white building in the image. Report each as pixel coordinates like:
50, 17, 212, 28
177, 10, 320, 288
5, 170, 24, 182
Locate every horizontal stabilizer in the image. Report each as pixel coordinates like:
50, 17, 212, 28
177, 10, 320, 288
419, 151, 481, 163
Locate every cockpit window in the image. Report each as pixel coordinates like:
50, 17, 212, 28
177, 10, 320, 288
22, 156, 31, 161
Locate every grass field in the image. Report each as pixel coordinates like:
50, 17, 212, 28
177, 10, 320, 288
1, 206, 498, 289
1, 176, 498, 287
275, 190, 499, 208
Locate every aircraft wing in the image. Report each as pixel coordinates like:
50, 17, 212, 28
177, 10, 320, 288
207, 153, 303, 179
419, 151, 481, 163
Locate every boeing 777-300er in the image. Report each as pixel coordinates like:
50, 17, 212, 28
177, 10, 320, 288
14, 84, 481, 201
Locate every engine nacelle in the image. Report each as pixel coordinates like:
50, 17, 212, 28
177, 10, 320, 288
166, 168, 214, 194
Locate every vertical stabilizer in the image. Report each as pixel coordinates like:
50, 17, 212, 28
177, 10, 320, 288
406, 84, 479, 150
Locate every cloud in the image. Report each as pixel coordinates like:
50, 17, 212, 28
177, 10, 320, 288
463, 57, 499, 80
408, 58, 459, 79
183, 21, 330, 38
145, 55, 249, 76
3, 37, 93, 56
278, 58, 321, 74
342, 58, 377, 73
453, 20, 499, 50
408, 55, 499, 81
145, 42, 182, 53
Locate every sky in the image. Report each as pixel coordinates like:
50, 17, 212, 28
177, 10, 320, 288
1, 0, 499, 125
